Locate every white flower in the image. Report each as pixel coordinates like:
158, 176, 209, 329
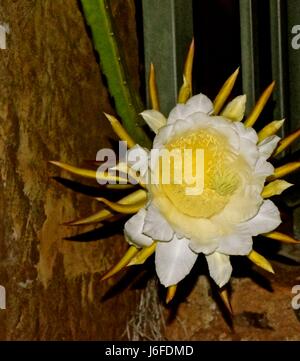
124, 93, 282, 288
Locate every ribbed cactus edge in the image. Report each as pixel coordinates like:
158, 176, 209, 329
80, 0, 151, 147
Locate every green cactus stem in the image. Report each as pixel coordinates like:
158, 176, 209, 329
81, 0, 151, 147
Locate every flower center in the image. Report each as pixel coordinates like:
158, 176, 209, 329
158, 129, 240, 218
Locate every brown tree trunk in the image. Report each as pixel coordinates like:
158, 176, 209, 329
0, 0, 148, 340
0, 0, 299, 341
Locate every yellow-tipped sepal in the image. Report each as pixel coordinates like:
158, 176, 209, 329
127, 242, 157, 266
166, 285, 177, 304
110, 161, 145, 187
258, 119, 285, 142
247, 250, 274, 273
219, 287, 232, 315
221, 95, 246, 121
262, 231, 300, 244
213, 67, 239, 114
49, 160, 127, 183
244, 81, 275, 128
104, 113, 136, 148
261, 180, 293, 198
273, 128, 300, 156
149, 63, 160, 111
66, 209, 112, 226
178, 39, 195, 104
140, 110, 167, 134
268, 162, 300, 181
96, 195, 147, 214
101, 246, 139, 281
68, 190, 147, 226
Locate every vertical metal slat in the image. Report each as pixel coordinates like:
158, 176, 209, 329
270, 0, 288, 139
286, 0, 300, 152
286, 0, 300, 238
239, 0, 260, 115
142, 0, 193, 115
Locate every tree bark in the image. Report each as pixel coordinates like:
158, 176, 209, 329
0, 0, 142, 340
0, 0, 299, 341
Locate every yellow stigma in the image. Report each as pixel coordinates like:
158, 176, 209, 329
158, 129, 240, 218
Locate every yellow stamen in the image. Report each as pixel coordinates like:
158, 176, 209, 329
127, 242, 157, 266
149, 63, 160, 111
161, 130, 240, 218
219, 288, 232, 314
100, 246, 139, 281
96, 196, 146, 214
258, 119, 285, 142
261, 179, 293, 198
49, 161, 127, 183
104, 113, 136, 148
220, 94, 246, 122
213, 67, 239, 114
68, 189, 147, 225
244, 81, 275, 128
178, 38, 195, 104
248, 250, 274, 273
273, 128, 300, 156
262, 231, 300, 244
166, 285, 177, 304
267, 162, 300, 181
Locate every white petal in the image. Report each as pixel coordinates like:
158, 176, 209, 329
218, 184, 263, 223
213, 122, 240, 152
244, 199, 281, 236
221, 95, 246, 121
239, 137, 259, 167
233, 122, 258, 144
124, 208, 153, 247
205, 252, 232, 287
183, 111, 215, 129
217, 224, 253, 255
127, 145, 149, 178
153, 124, 174, 149
143, 203, 174, 241
185, 93, 214, 114
188, 238, 218, 255
172, 118, 193, 135
155, 235, 198, 287
167, 104, 185, 125
167, 93, 213, 125
258, 135, 280, 159
255, 157, 274, 177
140, 110, 167, 134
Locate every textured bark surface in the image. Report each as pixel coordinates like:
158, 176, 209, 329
0, 0, 142, 340
0, 0, 299, 341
